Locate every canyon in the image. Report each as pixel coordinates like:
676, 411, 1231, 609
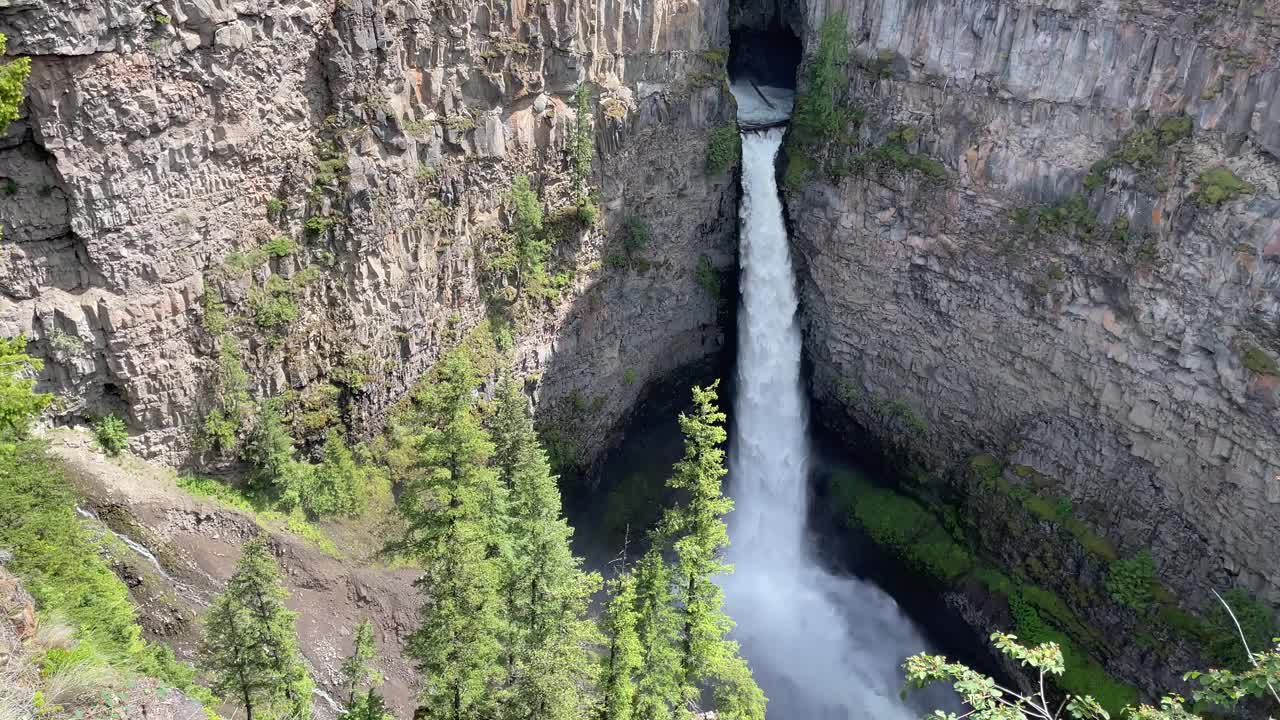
3, 0, 1280, 715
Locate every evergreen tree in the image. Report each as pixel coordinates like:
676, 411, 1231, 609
340, 619, 381, 704
393, 351, 505, 720
662, 382, 766, 720
200, 536, 313, 720
507, 175, 548, 285
341, 691, 393, 720
245, 400, 299, 501
339, 618, 392, 720
489, 376, 600, 720
630, 544, 686, 720
664, 382, 732, 678
600, 572, 643, 720
306, 429, 364, 517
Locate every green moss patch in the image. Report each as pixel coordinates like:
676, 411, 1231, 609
1239, 342, 1279, 376
832, 470, 972, 580
705, 125, 740, 175
830, 459, 1141, 714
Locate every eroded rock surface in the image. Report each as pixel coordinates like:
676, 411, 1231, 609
0, 0, 737, 464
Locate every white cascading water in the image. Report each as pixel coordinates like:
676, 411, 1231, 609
722, 82, 949, 719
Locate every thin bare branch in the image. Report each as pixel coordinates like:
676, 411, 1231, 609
1211, 588, 1280, 708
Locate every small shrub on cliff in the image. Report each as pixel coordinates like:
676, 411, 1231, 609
847, 139, 947, 184
202, 342, 251, 453
201, 291, 228, 335
1085, 117, 1193, 190
624, 215, 650, 254
92, 415, 129, 457
695, 254, 720, 301
1105, 550, 1156, 610
705, 125, 741, 175
576, 195, 600, 226
1194, 167, 1253, 205
1158, 116, 1193, 146
1239, 341, 1279, 376
262, 236, 297, 258
0, 33, 32, 135
305, 214, 336, 236
249, 275, 299, 330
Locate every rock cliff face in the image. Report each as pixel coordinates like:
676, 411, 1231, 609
0, 0, 736, 464
773, 0, 1280, 697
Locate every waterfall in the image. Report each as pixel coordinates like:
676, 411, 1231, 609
722, 89, 946, 719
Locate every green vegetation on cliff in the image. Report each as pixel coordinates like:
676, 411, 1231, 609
0, 33, 31, 135
706, 125, 741, 175
785, 15, 856, 189
1194, 167, 1254, 206
1084, 117, 1193, 191
827, 451, 1278, 717
830, 470, 972, 580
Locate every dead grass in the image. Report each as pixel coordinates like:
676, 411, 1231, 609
42, 659, 122, 706
31, 615, 75, 653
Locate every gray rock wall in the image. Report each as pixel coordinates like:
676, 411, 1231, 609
785, 0, 1280, 613
0, 0, 738, 463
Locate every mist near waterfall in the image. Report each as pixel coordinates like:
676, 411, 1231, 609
721, 83, 955, 719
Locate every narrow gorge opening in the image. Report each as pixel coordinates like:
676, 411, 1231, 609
729, 21, 802, 92
564, 26, 1003, 719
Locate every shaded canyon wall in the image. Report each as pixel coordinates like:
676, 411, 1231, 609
768, 0, 1280, 700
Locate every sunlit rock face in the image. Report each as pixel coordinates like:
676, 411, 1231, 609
0, 0, 738, 463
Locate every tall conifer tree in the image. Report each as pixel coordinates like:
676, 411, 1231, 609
393, 351, 505, 720
630, 544, 686, 720
200, 536, 313, 720
600, 571, 643, 720
339, 618, 392, 720
663, 382, 765, 720
489, 376, 600, 720
340, 619, 380, 705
